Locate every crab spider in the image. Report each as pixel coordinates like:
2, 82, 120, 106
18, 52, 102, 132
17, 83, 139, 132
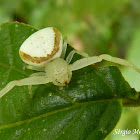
0, 27, 140, 99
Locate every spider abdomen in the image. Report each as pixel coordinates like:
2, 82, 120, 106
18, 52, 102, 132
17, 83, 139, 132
19, 27, 63, 67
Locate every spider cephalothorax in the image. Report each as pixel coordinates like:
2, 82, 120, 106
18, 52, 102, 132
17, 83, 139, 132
0, 27, 140, 99
44, 58, 72, 86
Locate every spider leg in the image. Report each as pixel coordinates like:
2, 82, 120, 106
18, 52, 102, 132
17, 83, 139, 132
29, 72, 46, 77
70, 54, 140, 73
60, 37, 67, 59
28, 72, 46, 98
26, 65, 45, 71
66, 50, 89, 64
70, 56, 102, 71
0, 75, 51, 99
99, 54, 140, 73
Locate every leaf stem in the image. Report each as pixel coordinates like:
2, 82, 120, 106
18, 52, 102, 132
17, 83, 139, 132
123, 92, 140, 107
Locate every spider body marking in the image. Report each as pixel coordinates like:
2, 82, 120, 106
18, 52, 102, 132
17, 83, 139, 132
0, 27, 140, 98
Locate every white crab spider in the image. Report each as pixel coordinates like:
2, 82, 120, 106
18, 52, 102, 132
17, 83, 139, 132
0, 27, 140, 99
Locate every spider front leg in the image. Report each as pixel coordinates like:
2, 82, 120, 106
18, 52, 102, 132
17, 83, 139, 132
99, 54, 140, 73
70, 54, 140, 73
0, 74, 51, 99
70, 56, 102, 71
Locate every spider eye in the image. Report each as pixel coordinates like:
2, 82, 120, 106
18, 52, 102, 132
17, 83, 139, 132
19, 27, 63, 67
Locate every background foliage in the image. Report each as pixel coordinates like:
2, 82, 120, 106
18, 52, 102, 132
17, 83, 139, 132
0, 0, 140, 139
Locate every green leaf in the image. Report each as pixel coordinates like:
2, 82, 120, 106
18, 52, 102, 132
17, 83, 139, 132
0, 22, 138, 140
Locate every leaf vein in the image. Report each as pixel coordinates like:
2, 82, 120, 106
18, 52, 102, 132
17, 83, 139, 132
0, 99, 120, 130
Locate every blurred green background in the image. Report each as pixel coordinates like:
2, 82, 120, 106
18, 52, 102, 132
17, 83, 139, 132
0, 0, 140, 139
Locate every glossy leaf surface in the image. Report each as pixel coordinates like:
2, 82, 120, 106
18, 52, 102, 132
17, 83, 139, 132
0, 22, 138, 140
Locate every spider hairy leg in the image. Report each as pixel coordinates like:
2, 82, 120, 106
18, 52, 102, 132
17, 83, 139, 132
0, 76, 51, 98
